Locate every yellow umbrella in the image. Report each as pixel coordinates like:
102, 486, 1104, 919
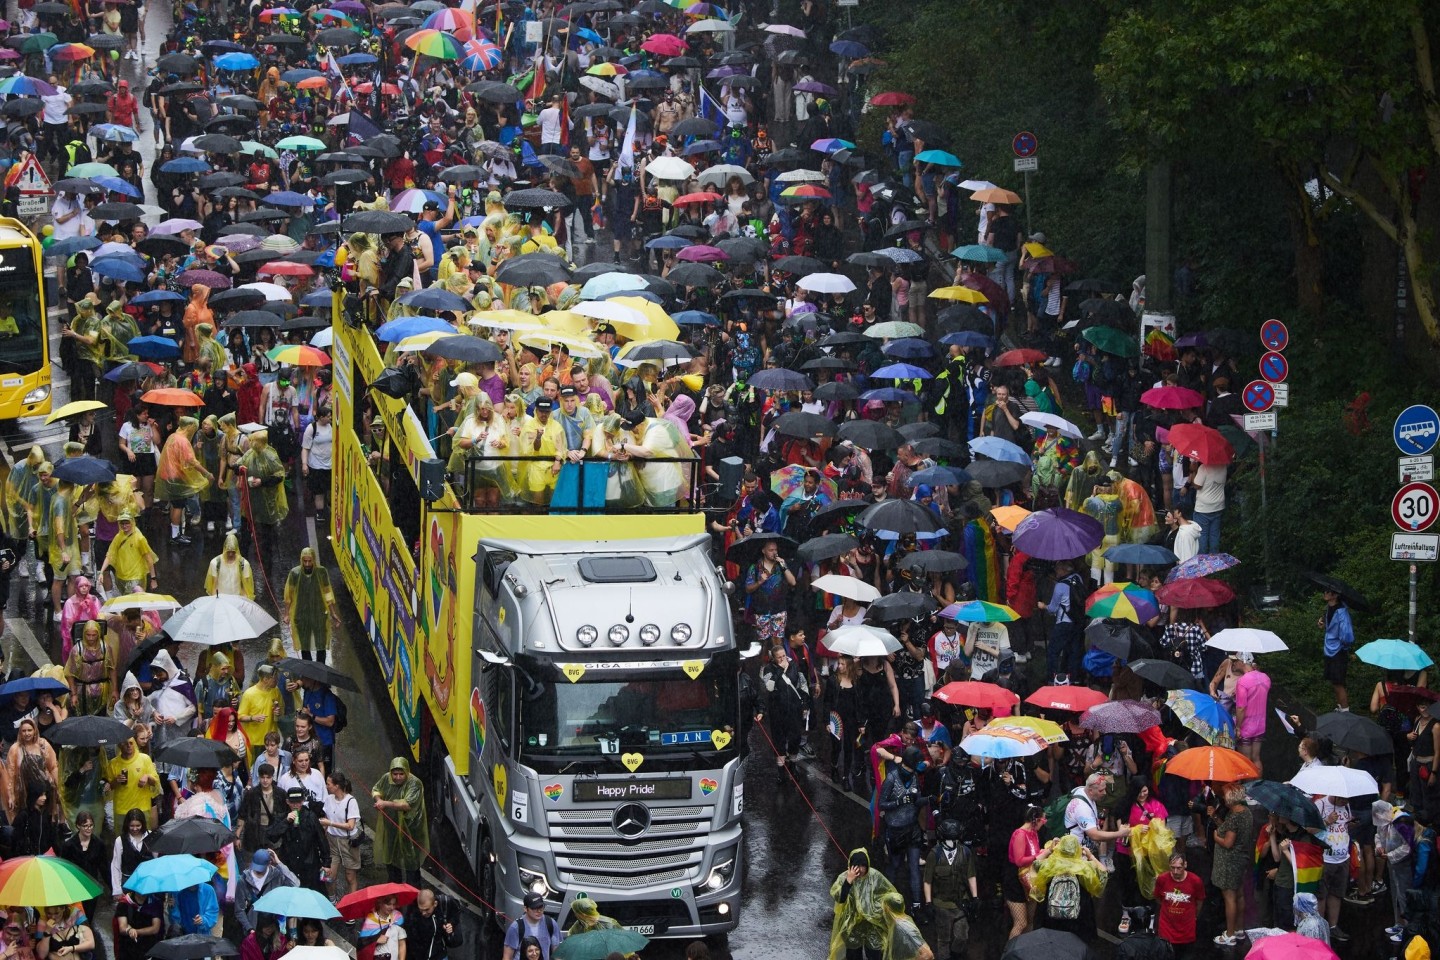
985, 716, 1068, 744
393, 331, 453, 353
609, 296, 681, 342
100, 592, 181, 612
467, 309, 544, 332
971, 187, 1023, 204
1022, 241, 1054, 258
44, 400, 107, 425
538, 310, 595, 337
517, 331, 606, 359
929, 286, 989, 304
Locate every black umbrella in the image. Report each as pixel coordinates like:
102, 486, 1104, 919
795, 533, 859, 564
207, 288, 266, 309
715, 236, 768, 261
192, 133, 242, 153
837, 420, 907, 450
198, 172, 246, 190
281, 314, 329, 332
625, 340, 694, 364
42, 715, 135, 747
667, 263, 725, 288
867, 591, 937, 623
138, 236, 190, 257
772, 255, 826, 277
222, 310, 284, 328
316, 27, 362, 46
258, 32, 305, 46
1129, 658, 1199, 690
670, 116, 717, 138
1315, 710, 1392, 755
468, 81, 522, 102
320, 169, 372, 187
33, 1, 71, 12
801, 356, 854, 372
68, 102, 109, 117
1001, 928, 1089, 960
965, 459, 1030, 488
911, 437, 966, 461
2, 99, 43, 118
205, 115, 254, 134
154, 737, 240, 768
493, 253, 572, 287
91, 202, 145, 221
148, 937, 238, 960
742, 368, 809, 393
1067, 278, 1118, 295
895, 422, 939, 442
85, 33, 125, 50
537, 154, 580, 178
345, 210, 413, 234
883, 219, 930, 240
1084, 620, 1154, 661
277, 657, 359, 691
809, 498, 868, 532
156, 53, 202, 74
847, 251, 891, 269
725, 532, 797, 566
504, 188, 572, 210
572, 261, 635, 283
773, 411, 836, 440
1244, 780, 1323, 831
436, 165, 486, 184
149, 816, 237, 855
1305, 571, 1371, 612
814, 382, 859, 402
902, 118, 949, 145
54, 178, 105, 195
856, 499, 945, 535
817, 330, 868, 348
238, 209, 289, 224
52, 456, 116, 485
425, 336, 503, 365
897, 550, 967, 575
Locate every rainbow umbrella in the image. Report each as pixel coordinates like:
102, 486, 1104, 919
0, 857, 104, 906
779, 184, 831, 202
938, 600, 1019, 623
587, 62, 627, 76
308, 7, 351, 22
1084, 582, 1159, 624
258, 6, 300, 19
267, 344, 331, 366
984, 716, 1067, 744
49, 43, 95, 62
460, 39, 502, 70
0, 74, 57, 96
389, 188, 448, 213
1165, 689, 1236, 748
768, 463, 837, 502
405, 28, 464, 60
423, 7, 474, 36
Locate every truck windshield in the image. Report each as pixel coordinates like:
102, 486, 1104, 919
518, 654, 738, 761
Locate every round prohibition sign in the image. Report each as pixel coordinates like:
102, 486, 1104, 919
1393, 481, 1439, 532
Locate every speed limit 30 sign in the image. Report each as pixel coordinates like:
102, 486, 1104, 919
1394, 481, 1439, 532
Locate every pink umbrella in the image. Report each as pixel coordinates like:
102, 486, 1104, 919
1245, 933, 1336, 960
640, 33, 687, 57
177, 269, 232, 289
675, 244, 727, 263
151, 218, 203, 236
1139, 385, 1205, 409
764, 23, 806, 37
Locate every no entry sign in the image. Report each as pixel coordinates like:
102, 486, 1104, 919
1242, 380, 1275, 413
1393, 481, 1439, 532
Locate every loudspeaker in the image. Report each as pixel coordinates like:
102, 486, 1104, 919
718, 456, 745, 500
418, 458, 446, 502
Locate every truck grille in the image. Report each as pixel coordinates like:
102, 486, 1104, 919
569, 868, 688, 889
548, 803, 713, 886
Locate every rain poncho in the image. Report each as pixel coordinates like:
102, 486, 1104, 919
370, 757, 427, 873
284, 548, 335, 654
632, 416, 693, 507
1065, 451, 1106, 512
148, 649, 198, 752
880, 893, 928, 960
206, 534, 255, 599
829, 849, 898, 960
238, 432, 288, 525
64, 620, 114, 716
1294, 892, 1330, 944
196, 417, 227, 505
595, 415, 644, 509
155, 419, 211, 503
196, 324, 228, 378
1129, 816, 1176, 899
1028, 835, 1107, 902
4, 445, 42, 538
1114, 475, 1159, 544
566, 895, 621, 934
182, 284, 213, 364
517, 414, 566, 505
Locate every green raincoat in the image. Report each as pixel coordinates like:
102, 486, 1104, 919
370, 757, 427, 872
829, 849, 898, 960
284, 547, 334, 653
238, 433, 288, 525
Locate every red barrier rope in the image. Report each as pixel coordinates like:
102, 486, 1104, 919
752, 719, 850, 858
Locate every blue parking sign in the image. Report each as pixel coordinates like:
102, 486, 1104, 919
1395, 405, 1440, 456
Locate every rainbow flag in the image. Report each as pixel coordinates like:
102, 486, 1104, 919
1289, 839, 1325, 895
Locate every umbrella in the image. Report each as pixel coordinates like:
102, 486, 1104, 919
822, 625, 901, 658
898, 551, 967, 576
337, 883, 420, 921
795, 534, 858, 564
1020, 412, 1083, 439
1304, 571, 1371, 611
1080, 325, 1139, 357
124, 855, 217, 895
100, 593, 180, 613
745, 369, 814, 393
646, 156, 696, 181
1154, 578, 1235, 609
968, 436, 1032, 465
993, 348, 1047, 367
933, 681, 1019, 715
950, 243, 1009, 264
867, 592, 936, 623
147, 936, 239, 960
1165, 553, 1242, 582
871, 362, 931, 381
724, 532, 797, 566
988, 716, 1069, 744
960, 728, 1046, 759
1128, 659, 1199, 690
1244, 780, 1323, 830
1289, 764, 1380, 798
425, 336, 503, 365
1078, 699, 1161, 734
989, 505, 1032, 532
1001, 929, 1090, 960
865, 322, 928, 342
105, 362, 162, 383
1084, 582, 1159, 623
1356, 638, 1434, 672
52, 456, 117, 485
837, 420, 906, 450
267, 345, 330, 366
1012, 508, 1104, 561
769, 464, 837, 503
502, 188, 572, 211
938, 600, 1016, 622
1245, 932, 1337, 960
1164, 746, 1258, 782
44, 399, 107, 425
857, 499, 945, 536
276, 657, 359, 692
773, 411, 837, 440
1104, 543, 1178, 566
148, 817, 237, 855
1083, 621, 1154, 661
1167, 423, 1234, 465
375, 316, 455, 343
553, 929, 650, 960
911, 438, 966, 460
1139, 386, 1205, 410
251, 885, 341, 920
162, 595, 277, 645
1205, 628, 1288, 655
127, 335, 183, 360
154, 737, 240, 769
1314, 711, 1392, 755
41, 714, 134, 748
1024, 685, 1108, 713
0, 857, 104, 906
962, 459, 1030, 489
1165, 689, 1236, 747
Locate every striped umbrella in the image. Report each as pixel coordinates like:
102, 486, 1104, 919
405, 29, 464, 60
938, 600, 1019, 623
267, 344, 331, 366
1085, 582, 1159, 624
0, 857, 104, 906
423, 7, 474, 36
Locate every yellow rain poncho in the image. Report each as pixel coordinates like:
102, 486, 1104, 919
154, 418, 212, 503
238, 431, 288, 525
879, 893, 929, 960
1028, 835, 1107, 903
828, 849, 897, 960
4, 445, 43, 538
1129, 816, 1176, 899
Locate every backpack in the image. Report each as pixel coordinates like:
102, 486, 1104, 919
1045, 872, 1081, 921
1044, 786, 1097, 844
1071, 356, 1092, 385
332, 695, 348, 735
268, 413, 297, 461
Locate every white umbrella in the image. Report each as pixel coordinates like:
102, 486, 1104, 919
1205, 628, 1289, 655
797, 272, 856, 294
162, 595, 277, 646
764, 23, 806, 37
327, 113, 350, 126
571, 300, 648, 327
687, 17, 733, 32
238, 282, 293, 302
698, 164, 754, 187
776, 168, 826, 183
1020, 412, 1083, 439
310, 328, 334, 348
579, 76, 619, 99
646, 156, 696, 181
1289, 765, 1379, 799
286, 948, 350, 960
823, 625, 901, 657
810, 574, 881, 603
151, 218, 204, 236
959, 179, 998, 192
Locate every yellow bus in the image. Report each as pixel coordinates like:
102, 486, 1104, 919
0, 218, 50, 420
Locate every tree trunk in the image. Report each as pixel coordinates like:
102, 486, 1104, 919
1282, 167, 1325, 317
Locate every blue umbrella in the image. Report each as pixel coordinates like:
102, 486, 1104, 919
396, 288, 468, 313
581, 273, 648, 298
672, 310, 719, 326
681, 139, 723, 156
131, 290, 188, 305
374, 316, 455, 343
968, 436, 1032, 465
214, 52, 260, 70
596, 289, 664, 305
1357, 639, 1434, 672
92, 123, 140, 144
950, 243, 1009, 264
47, 236, 102, 258
870, 362, 931, 380
262, 190, 313, 208
91, 175, 141, 198
124, 855, 217, 895
861, 387, 918, 403
880, 338, 933, 359
161, 156, 211, 174
127, 335, 182, 360
335, 51, 377, 65
251, 885, 340, 920
644, 235, 692, 250
89, 257, 147, 283
940, 330, 994, 349
1165, 689, 1236, 747
300, 288, 334, 308
574, 26, 604, 44
915, 149, 963, 167
51, 455, 117, 485
280, 68, 323, 83
829, 39, 869, 58
876, 247, 923, 264
0, 676, 70, 697
1103, 543, 1179, 566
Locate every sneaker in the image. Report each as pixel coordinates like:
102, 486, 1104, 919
1014, 652, 1030, 664
206, 521, 216, 533
1087, 428, 1106, 441
16, 561, 27, 580
1373, 879, 1388, 893
52, 611, 61, 622
174, 535, 192, 546
1387, 925, 1405, 937
1343, 892, 1370, 905
1330, 927, 1351, 942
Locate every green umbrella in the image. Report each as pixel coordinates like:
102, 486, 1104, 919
276, 135, 326, 151
67, 162, 119, 179
1080, 324, 1139, 357
1216, 424, 1258, 459
20, 32, 58, 53
553, 929, 650, 960
240, 140, 279, 159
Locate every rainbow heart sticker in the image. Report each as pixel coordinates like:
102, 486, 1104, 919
543, 783, 564, 802
699, 778, 718, 796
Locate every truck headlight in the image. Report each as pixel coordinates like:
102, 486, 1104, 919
576, 625, 597, 647
23, 385, 49, 405
517, 867, 555, 898
671, 623, 693, 644
608, 624, 628, 645
639, 624, 660, 645
705, 857, 736, 891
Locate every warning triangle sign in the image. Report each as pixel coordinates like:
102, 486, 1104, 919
11, 154, 51, 195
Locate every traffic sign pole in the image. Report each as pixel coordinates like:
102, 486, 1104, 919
1013, 132, 1037, 236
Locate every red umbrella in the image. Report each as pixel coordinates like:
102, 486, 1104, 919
1154, 577, 1235, 609
673, 191, 722, 206
337, 882, 419, 921
959, 273, 1009, 318
354, 81, 402, 96
1023, 255, 1080, 275
933, 680, 1019, 715
1167, 423, 1234, 465
992, 348, 1047, 367
639, 33, 686, 56
1025, 685, 1108, 713
869, 91, 915, 107
141, 388, 205, 407
257, 261, 314, 277
1139, 386, 1205, 409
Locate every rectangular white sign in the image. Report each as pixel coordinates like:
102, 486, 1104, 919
1392, 533, 1440, 562
1272, 383, 1289, 406
1013, 156, 1038, 172
1400, 455, 1434, 483
1243, 412, 1277, 431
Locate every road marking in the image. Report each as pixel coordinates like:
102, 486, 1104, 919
7, 614, 52, 670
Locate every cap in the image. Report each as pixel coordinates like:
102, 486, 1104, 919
450, 371, 479, 388
594, 322, 616, 335
285, 787, 306, 803
1028, 231, 1047, 243
118, 79, 128, 88
534, 398, 555, 412
559, 385, 577, 397
423, 200, 441, 211
250, 849, 272, 870
117, 512, 134, 523
523, 892, 545, 910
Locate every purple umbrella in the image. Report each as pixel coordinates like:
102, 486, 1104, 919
1011, 507, 1104, 561
675, 245, 728, 263
1174, 333, 1207, 348
214, 234, 262, 253
793, 80, 837, 96
1078, 699, 1162, 735
177, 269, 232, 289
706, 66, 745, 79
1165, 552, 1241, 583
328, 0, 366, 11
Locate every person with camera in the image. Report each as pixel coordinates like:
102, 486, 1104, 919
405, 889, 463, 960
